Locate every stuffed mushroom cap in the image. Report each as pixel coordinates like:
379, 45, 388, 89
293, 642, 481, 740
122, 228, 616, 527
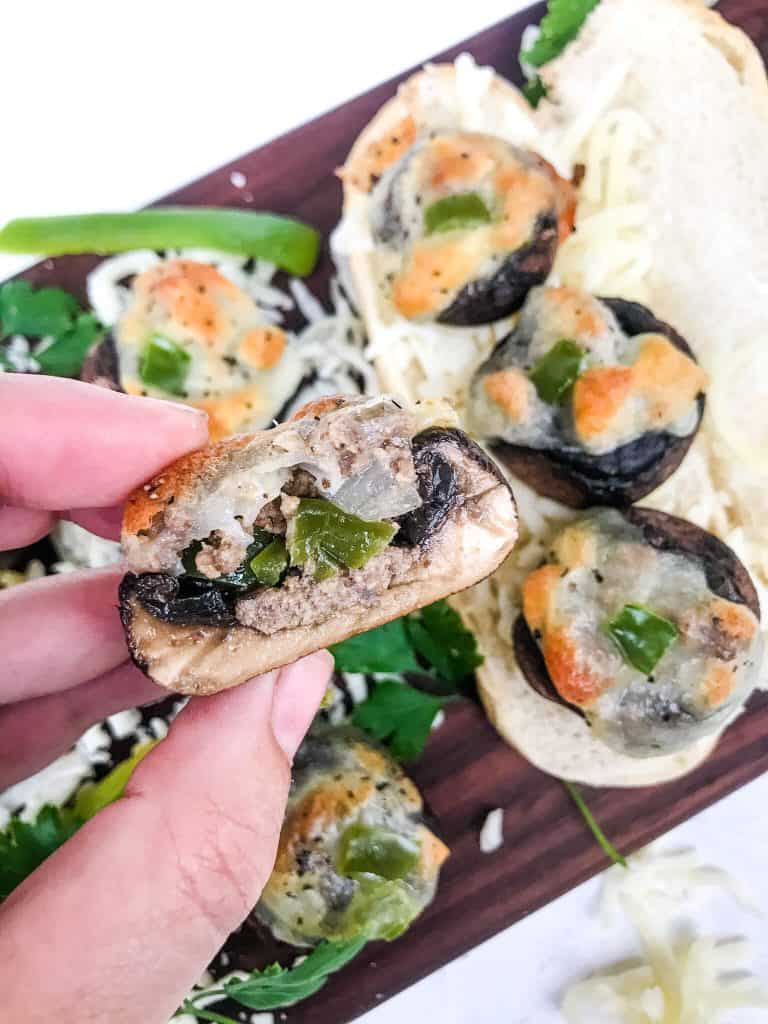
368, 132, 575, 326
82, 258, 304, 440
255, 725, 449, 945
515, 508, 762, 756
467, 287, 707, 507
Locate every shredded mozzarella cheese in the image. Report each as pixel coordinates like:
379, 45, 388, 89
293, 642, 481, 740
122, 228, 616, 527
479, 808, 504, 854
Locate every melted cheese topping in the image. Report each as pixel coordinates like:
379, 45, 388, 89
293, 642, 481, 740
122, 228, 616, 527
116, 259, 303, 440
370, 132, 573, 321
469, 285, 707, 456
521, 509, 760, 756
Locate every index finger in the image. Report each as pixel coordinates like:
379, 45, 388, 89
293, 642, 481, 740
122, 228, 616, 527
0, 375, 209, 510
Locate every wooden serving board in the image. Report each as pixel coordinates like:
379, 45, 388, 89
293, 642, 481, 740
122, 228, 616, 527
12, 2, 768, 1020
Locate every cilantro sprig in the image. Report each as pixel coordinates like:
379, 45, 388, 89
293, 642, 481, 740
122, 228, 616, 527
520, 0, 601, 107
0, 279, 102, 377
333, 600, 482, 760
176, 938, 366, 1021
563, 781, 627, 868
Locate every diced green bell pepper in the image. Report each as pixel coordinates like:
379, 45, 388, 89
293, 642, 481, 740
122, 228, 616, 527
249, 538, 288, 587
337, 824, 420, 881
529, 338, 585, 405
138, 336, 191, 396
288, 499, 397, 581
424, 192, 492, 235
605, 603, 679, 675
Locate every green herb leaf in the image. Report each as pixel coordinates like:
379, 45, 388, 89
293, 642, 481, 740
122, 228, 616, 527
0, 280, 79, 338
424, 192, 492, 235
0, 805, 79, 900
34, 313, 102, 376
529, 338, 585, 404
331, 617, 421, 674
139, 335, 192, 396
72, 741, 158, 822
520, 0, 601, 68
563, 781, 627, 868
523, 76, 547, 108
331, 599, 481, 682
406, 601, 483, 683
605, 603, 678, 675
219, 938, 366, 1010
352, 680, 450, 761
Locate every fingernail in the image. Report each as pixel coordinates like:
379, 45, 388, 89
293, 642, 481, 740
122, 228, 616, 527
270, 650, 334, 760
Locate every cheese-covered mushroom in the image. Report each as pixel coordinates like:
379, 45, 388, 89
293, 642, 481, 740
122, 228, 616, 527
514, 508, 762, 757
255, 725, 449, 945
83, 259, 304, 440
369, 133, 575, 326
467, 287, 707, 506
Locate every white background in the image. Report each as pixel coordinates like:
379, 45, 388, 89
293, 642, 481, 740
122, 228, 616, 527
2, 2, 767, 1021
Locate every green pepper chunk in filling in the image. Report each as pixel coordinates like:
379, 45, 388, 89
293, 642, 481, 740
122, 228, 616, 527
424, 192, 492, 235
138, 336, 191, 395
288, 499, 397, 582
529, 338, 585, 405
181, 528, 277, 591
249, 538, 288, 587
605, 603, 679, 676
337, 824, 420, 881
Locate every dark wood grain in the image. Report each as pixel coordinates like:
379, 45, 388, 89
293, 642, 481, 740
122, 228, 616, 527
11, 1, 768, 1021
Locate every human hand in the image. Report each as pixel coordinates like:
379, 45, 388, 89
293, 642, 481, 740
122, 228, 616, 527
0, 375, 332, 1022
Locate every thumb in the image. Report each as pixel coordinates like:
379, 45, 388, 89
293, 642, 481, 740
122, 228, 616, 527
0, 650, 333, 1024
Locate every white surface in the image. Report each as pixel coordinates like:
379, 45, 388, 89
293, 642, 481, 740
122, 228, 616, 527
3, 2, 767, 1021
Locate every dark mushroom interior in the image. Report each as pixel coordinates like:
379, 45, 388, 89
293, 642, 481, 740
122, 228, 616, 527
468, 290, 707, 508
514, 507, 762, 757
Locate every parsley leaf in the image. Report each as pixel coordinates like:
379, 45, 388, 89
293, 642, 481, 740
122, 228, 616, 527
523, 75, 547, 108
0, 280, 102, 377
352, 679, 451, 761
331, 617, 420, 673
406, 601, 482, 684
0, 805, 79, 900
177, 939, 366, 1020
520, 0, 600, 69
34, 313, 103, 376
332, 599, 481, 683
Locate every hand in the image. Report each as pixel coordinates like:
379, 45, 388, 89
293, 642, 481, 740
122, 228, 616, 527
0, 375, 332, 1023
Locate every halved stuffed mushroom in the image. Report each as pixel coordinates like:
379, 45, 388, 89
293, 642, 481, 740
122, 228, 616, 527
119, 395, 518, 695
368, 132, 575, 326
82, 258, 304, 440
255, 725, 448, 946
467, 287, 707, 506
514, 507, 762, 757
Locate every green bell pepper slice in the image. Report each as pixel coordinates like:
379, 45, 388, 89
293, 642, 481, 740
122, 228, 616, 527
249, 538, 288, 587
0, 208, 321, 277
288, 499, 397, 581
181, 528, 277, 591
337, 824, 420, 881
424, 192, 492, 235
138, 336, 191, 396
605, 603, 679, 675
529, 338, 586, 405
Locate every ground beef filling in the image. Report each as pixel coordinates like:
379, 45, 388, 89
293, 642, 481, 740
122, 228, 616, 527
234, 542, 426, 635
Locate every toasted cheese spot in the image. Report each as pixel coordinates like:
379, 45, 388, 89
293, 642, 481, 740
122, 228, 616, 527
291, 395, 348, 422
393, 235, 487, 318
342, 114, 417, 192
483, 368, 530, 423
427, 136, 496, 189
552, 521, 598, 570
522, 564, 562, 634
496, 164, 556, 252
275, 778, 375, 874
632, 334, 708, 425
239, 326, 286, 370
572, 366, 634, 444
194, 387, 271, 442
545, 286, 607, 340
704, 662, 737, 708
709, 598, 759, 646
542, 627, 606, 707
417, 825, 450, 879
